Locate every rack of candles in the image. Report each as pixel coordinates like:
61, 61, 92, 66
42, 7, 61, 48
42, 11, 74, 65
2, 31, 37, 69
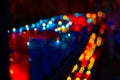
8, 11, 105, 80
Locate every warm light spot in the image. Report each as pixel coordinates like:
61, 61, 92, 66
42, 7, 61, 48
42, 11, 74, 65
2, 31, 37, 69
96, 37, 102, 47
83, 78, 87, 80
86, 13, 90, 18
79, 54, 84, 61
63, 15, 68, 20
57, 27, 61, 31
86, 70, 91, 75
75, 77, 80, 80
91, 33, 96, 39
67, 76, 71, 80
85, 54, 91, 60
72, 64, 78, 72
90, 57, 95, 63
10, 58, 14, 62
92, 13, 96, 19
87, 63, 94, 70
97, 11, 103, 17
23, 31, 26, 34
79, 66, 85, 73
10, 69, 14, 74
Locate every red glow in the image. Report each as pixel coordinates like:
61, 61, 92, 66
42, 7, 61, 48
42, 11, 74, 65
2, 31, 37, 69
81, 59, 88, 67
10, 53, 30, 80
75, 72, 82, 78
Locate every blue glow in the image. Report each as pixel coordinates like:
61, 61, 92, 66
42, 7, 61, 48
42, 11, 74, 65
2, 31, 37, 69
87, 19, 92, 23
68, 33, 71, 37
39, 20, 43, 24
51, 17, 55, 21
66, 18, 70, 21
44, 19, 48, 23
31, 23, 36, 28
12, 28, 16, 32
43, 27, 46, 30
46, 25, 50, 28
74, 13, 80, 17
56, 40, 60, 45
19, 28, 23, 33
36, 23, 40, 27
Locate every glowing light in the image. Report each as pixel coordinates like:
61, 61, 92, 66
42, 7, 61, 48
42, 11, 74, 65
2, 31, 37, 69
12, 28, 16, 32
43, 27, 46, 30
31, 23, 35, 28
68, 21, 72, 25
83, 78, 87, 80
85, 54, 91, 60
86, 70, 91, 75
68, 33, 71, 37
56, 39, 60, 43
51, 17, 55, 21
87, 19, 92, 23
75, 72, 82, 78
63, 15, 68, 20
10, 69, 14, 74
7, 30, 10, 33
91, 33, 96, 39
19, 28, 23, 33
75, 13, 80, 17
92, 14, 96, 19
79, 66, 85, 73
96, 37, 102, 47
67, 76, 71, 80
61, 25, 67, 33
86, 13, 90, 18
57, 27, 61, 31
9, 58, 14, 62
23, 31, 26, 34
97, 11, 103, 17
75, 77, 80, 80
48, 20, 52, 24
72, 64, 78, 72
25, 25, 29, 30
58, 21, 62, 25
39, 20, 43, 24
27, 42, 30, 46
79, 54, 84, 61
55, 29, 58, 32
87, 63, 94, 70
34, 28, 37, 31
42, 23, 46, 27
